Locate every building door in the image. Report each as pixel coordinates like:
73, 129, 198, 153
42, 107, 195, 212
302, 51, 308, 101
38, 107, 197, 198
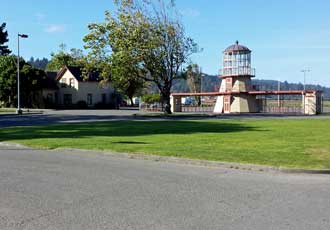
224, 96, 231, 113
225, 78, 232, 92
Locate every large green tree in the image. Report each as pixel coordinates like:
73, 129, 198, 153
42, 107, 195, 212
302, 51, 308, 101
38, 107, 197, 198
186, 63, 202, 105
46, 44, 85, 71
83, 8, 147, 106
0, 55, 45, 108
84, 0, 197, 114
0, 23, 11, 55
110, 51, 146, 106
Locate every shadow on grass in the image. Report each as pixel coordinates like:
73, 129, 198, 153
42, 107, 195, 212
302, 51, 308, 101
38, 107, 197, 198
0, 120, 261, 142
112, 141, 148, 144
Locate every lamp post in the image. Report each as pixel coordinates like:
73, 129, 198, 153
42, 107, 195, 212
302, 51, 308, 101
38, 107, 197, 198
17, 33, 28, 115
301, 69, 310, 115
277, 79, 280, 109
301, 69, 310, 92
198, 67, 203, 111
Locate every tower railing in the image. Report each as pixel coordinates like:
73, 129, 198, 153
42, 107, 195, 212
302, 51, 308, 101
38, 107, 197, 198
219, 67, 255, 77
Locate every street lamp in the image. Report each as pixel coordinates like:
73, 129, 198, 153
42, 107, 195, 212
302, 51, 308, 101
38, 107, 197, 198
17, 33, 28, 115
301, 69, 310, 91
301, 69, 310, 115
277, 79, 281, 109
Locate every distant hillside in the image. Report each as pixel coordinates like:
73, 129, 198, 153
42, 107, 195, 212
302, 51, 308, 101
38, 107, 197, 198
27, 57, 49, 70
170, 75, 330, 98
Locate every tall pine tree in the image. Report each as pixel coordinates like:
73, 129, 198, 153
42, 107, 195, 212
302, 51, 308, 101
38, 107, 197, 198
0, 23, 11, 56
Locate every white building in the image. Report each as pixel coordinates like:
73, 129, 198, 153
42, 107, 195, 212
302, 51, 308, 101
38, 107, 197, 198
42, 66, 115, 108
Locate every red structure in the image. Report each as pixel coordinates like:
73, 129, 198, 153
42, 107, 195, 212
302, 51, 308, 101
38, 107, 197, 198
171, 41, 323, 115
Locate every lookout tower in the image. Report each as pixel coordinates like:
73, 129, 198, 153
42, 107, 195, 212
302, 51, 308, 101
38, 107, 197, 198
171, 41, 323, 115
214, 41, 258, 113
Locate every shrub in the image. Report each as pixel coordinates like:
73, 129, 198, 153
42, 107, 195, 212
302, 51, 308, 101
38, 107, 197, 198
76, 100, 88, 109
142, 94, 161, 104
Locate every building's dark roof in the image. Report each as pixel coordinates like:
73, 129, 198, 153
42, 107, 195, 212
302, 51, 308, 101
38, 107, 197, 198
46, 71, 58, 80
56, 66, 101, 82
42, 71, 59, 90
224, 41, 251, 53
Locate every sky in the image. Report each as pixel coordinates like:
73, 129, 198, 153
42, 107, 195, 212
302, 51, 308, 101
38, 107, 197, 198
2, 0, 330, 86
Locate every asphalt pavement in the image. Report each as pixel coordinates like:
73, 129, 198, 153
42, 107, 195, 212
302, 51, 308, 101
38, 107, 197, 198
1, 109, 330, 128
0, 144, 330, 230
0, 109, 139, 128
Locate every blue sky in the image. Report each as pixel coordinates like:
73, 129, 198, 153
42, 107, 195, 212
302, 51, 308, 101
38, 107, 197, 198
2, 0, 330, 86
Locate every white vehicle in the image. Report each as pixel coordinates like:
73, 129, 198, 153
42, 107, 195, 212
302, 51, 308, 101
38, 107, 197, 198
181, 97, 195, 105
133, 97, 140, 106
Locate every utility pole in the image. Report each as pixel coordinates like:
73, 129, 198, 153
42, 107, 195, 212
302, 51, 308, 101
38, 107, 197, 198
301, 69, 310, 115
17, 33, 28, 115
277, 79, 280, 110
301, 69, 311, 91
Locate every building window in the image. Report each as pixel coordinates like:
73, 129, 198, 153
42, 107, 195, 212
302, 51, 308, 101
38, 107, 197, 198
101, 94, 106, 104
87, 94, 93, 105
69, 78, 75, 88
61, 78, 67, 88
64, 94, 72, 105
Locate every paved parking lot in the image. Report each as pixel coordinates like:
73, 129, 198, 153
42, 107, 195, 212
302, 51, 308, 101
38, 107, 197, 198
0, 109, 140, 128
1, 110, 330, 229
1, 109, 330, 128
0, 144, 330, 230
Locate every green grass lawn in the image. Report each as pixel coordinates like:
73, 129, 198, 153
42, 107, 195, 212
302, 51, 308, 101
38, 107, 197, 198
1, 119, 330, 169
0, 108, 15, 113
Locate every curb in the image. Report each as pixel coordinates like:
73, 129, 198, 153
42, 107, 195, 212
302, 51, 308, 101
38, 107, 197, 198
119, 153, 330, 175
0, 113, 15, 116
279, 168, 330, 174
2, 142, 330, 175
103, 151, 279, 173
56, 148, 330, 175
0, 112, 44, 116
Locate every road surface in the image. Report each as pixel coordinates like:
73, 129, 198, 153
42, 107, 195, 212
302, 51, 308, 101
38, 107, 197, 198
0, 144, 329, 230
1, 109, 330, 128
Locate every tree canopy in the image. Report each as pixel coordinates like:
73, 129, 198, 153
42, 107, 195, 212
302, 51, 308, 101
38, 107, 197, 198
0, 55, 45, 108
84, 0, 198, 113
186, 63, 202, 105
0, 23, 11, 56
28, 57, 49, 70
46, 44, 85, 71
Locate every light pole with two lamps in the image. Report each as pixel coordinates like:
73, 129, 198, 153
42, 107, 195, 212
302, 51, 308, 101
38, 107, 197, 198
277, 79, 281, 110
301, 69, 311, 115
17, 33, 28, 115
301, 69, 310, 91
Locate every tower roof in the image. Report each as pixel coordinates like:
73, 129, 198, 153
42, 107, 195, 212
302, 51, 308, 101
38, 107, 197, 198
224, 41, 251, 53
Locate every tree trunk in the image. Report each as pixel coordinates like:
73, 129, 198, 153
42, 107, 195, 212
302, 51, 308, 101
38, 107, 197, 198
161, 88, 172, 115
129, 97, 134, 107
164, 98, 171, 114
197, 96, 201, 106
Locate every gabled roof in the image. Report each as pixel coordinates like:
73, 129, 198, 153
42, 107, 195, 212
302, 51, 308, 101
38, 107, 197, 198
42, 71, 59, 90
55, 66, 101, 82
